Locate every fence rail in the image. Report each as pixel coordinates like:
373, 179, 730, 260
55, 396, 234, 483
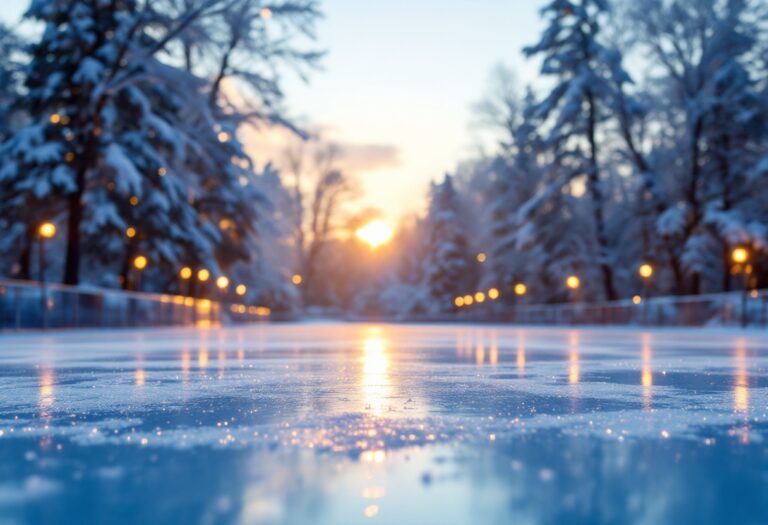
0, 279, 270, 331
2, 278, 767, 331
462, 289, 768, 328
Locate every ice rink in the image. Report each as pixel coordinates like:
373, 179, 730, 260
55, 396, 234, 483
0, 323, 766, 524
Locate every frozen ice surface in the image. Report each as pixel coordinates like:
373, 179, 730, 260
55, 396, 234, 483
0, 323, 767, 524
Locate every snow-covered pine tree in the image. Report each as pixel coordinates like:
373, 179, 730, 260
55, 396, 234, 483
524, 0, 622, 300
421, 175, 476, 312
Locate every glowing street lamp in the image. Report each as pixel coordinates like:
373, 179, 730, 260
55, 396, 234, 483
514, 283, 527, 296
732, 247, 749, 264
235, 284, 247, 296
38, 222, 56, 329
454, 296, 465, 308
488, 288, 500, 300
566, 275, 580, 290
292, 274, 303, 286
638, 263, 654, 308
216, 276, 229, 289
197, 269, 210, 282
476, 253, 487, 263
132, 255, 147, 291
474, 291, 486, 304
39, 222, 56, 240
463, 294, 474, 306
732, 247, 750, 326
180, 267, 192, 280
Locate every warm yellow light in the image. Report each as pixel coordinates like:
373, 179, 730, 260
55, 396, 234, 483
38, 222, 56, 239
477, 252, 487, 263
217, 131, 230, 142
488, 288, 500, 300
216, 276, 229, 289
235, 284, 247, 296
463, 295, 474, 306
514, 283, 527, 296
126, 227, 136, 239
129, 196, 139, 206
180, 267, 192, 279
454, 297, 465, 308
292, 274, 303, 285
158, 167, 167, 177
474, 292, 486, 303
566, 275, 580, 290
355, 220, 394, 249
639, 264, 654, 279
133, 255, 147, 270
197, 268, 210, 282
260, 7, 272, 19
632, 295, 642, 305
732, 247, 749, 264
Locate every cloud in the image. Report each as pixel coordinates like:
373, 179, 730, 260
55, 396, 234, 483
241, 123, 400, 176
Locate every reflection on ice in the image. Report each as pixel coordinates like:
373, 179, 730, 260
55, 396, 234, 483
0, 324, 767, 524
361, 329, 392, 416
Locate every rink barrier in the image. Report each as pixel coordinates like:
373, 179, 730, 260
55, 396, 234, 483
455, 288, 768, 328
0, 278, 272, 331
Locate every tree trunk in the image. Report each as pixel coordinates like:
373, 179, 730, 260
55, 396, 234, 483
17, 227, 33, 280
63, 188, 83, 285
585, 89, 617, 301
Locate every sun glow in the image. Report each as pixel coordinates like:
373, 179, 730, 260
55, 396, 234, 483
356, 220, 394, 249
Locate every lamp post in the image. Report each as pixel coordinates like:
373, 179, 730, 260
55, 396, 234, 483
513, 283, 527, 323
566, 275, 580, 325
216, 276, 229, 302
639, 263, 654, 325
132, 255, 147, 291
180, 266, 192, 294
38, 222, 56, 329
732, 248, 750, 327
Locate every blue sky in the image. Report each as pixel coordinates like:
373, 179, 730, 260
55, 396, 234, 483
1, 1, 544, 219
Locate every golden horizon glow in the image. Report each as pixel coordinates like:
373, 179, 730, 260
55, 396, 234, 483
732, 247, 749, 264
566, 275, 580, 290
180, 267, 192, 279
39, 222, 56, 239
355, 220, 394, 249
133, 255, 148, 270
639, 263, 654, 278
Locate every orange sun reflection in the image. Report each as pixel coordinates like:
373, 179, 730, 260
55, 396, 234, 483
361, 329, 392, 416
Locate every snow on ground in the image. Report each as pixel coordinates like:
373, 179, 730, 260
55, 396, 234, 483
0, 323, 766, 524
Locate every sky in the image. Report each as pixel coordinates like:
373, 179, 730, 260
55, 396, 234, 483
0, 0, 545, 221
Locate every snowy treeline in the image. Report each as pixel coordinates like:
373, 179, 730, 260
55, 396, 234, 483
375, 0, 768, 314
0, 0, 321, 309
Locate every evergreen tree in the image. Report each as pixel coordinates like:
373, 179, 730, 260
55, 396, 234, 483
524, 0, 622, 300
421, 175, 475, 311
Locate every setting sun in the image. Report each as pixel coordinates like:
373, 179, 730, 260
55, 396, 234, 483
355, 220, 394, 249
